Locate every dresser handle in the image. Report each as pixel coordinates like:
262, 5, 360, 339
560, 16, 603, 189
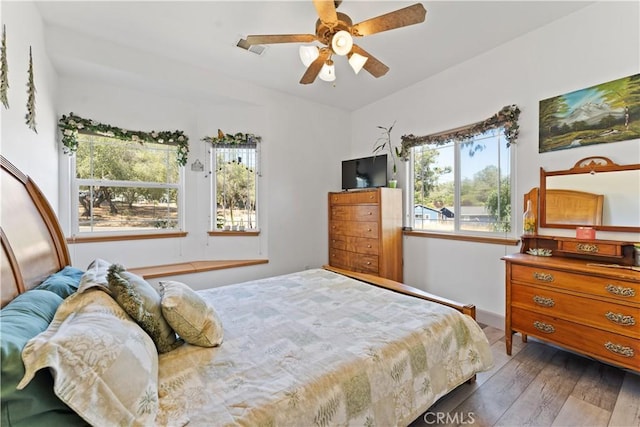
368, 212, 372, 215
367, 244, 372, 248
533, 272, 554, 282
576, 243, 598, 253
366, 261, 371, 265
367, 228, 372, 232
605, 284, 636, 298
604, 342, 635, 358
533, 321, 555, 334
533, 296, 555, 307
605, 311, 636, 326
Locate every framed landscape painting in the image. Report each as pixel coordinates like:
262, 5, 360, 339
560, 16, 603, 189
539, 73, 640, 153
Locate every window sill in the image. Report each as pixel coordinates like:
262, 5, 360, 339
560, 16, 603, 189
208, 230, 260, 236
128, 259, 268, 279
67, 231, 188, 244
404, 230, 520, 246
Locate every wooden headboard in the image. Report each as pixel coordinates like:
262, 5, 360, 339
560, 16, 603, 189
1, 156, 70, 307
545, 189, 604, 226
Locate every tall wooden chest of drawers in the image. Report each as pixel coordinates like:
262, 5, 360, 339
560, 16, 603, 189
328, 188, 403, 282
503, 242, 639, 372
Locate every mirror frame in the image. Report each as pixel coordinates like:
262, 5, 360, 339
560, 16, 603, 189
540, 156, 640, 233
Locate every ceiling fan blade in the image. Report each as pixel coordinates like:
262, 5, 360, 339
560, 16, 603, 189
351, 3, 426, 37
351, 45, 389, 78
300, 49, 331, 84
243, 34, 317, 45
313, 0, 338, 26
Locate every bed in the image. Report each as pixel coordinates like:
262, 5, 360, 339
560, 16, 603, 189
0, 155, 493, 427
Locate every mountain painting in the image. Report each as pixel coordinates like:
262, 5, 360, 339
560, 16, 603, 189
539, 73, 640, 153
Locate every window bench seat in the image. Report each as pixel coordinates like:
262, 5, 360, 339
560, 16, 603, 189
128, 259, 268, 279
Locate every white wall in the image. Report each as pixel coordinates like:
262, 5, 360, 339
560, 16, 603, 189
351, 1, 640, 326
2, 2, 351, 289
1, 1, 59, 210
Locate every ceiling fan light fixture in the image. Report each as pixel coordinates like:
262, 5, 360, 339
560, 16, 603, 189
331, 30, 353, 56
319, 60, 336, 82
299, 45, 319, 67
348, 52, 368, 74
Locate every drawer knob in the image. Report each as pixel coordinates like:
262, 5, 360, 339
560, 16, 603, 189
366, 261, 371, 265
604, 342, 635, 358
605, 311, 636, 326
533, 321, 555, 334
576, 243, 599, 253
533, 272, 554, 282
367, 244, 372, 248
367, 228, 372, 232
368, 212, 372, 215
605, 284, 636, 298
533, 295, 555, 307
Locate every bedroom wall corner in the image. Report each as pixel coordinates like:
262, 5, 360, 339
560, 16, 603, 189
1, 1, 60, 212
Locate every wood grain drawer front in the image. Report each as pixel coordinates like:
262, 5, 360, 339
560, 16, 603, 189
331, 205, 379, 222
329, 249, 378, 274
511, 264, 640, 304
329, 235, 379, 255
511, 284, 639, 339
330, 220, 379, 239
558, 240, 621, 257
329, 191, 379, 205
511, 307, 639, 370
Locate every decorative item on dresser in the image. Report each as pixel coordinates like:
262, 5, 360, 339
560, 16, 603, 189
328, 187, 403, 281
503, 188, 639, 372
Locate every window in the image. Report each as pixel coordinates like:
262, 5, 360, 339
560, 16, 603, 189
210, 142, 259, 231
72, 134, 183, 235
410, 128, 513, 235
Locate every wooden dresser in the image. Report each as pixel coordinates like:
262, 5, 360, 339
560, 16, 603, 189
503, 236, 639, 372
328, 188, 403, 282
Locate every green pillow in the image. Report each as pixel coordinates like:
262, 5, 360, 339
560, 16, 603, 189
107, 264, 182, 353
0, 290, 85, 426
35, 266, 84, 299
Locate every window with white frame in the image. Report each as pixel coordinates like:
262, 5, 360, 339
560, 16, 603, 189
72, 134, 183, 235
410, 127, 514, 235
210, 142, 259, 231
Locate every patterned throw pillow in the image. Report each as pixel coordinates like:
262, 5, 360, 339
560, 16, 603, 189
107, 264, 182, 353
77, 258, 112, 294
17, 290, 159, 426
159, 281, 224, 347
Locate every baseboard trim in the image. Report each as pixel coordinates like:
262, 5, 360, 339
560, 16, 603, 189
476, 309, 504, 330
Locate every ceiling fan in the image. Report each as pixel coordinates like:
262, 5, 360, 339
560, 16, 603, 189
238, 1, 427, 85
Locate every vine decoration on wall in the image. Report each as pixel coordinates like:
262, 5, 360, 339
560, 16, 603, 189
202, 129, 262, 146
58, 113, 190, 166
1, 25, 8, 109
399, 104, 521, 160
25, 46, 37, 133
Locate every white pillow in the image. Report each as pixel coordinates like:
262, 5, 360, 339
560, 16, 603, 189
159, 281, 224, 347
77, 258, 112, 294
18, 289, 159, 426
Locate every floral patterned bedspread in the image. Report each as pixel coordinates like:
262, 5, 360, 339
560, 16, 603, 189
156, 269, 493, 426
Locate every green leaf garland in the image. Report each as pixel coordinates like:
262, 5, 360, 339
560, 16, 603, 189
25, 46, 36, 133
202, 130, 261, 146
58, 113, 190, 166
399, 104, 521, 159
1, 25, 8, 109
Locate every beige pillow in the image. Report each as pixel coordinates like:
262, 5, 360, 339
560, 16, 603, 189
18, 289, 159, 427
107, 264, 182, 354
159, 281, 224, 347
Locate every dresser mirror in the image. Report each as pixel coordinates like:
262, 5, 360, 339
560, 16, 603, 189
540, 156, 640, 232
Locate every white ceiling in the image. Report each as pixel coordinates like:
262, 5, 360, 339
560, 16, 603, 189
35, 1, 594, 111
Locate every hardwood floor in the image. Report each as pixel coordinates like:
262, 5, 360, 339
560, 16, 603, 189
409, 325, 640, 427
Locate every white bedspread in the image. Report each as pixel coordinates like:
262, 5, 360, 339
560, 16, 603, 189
157, 269, 493, 426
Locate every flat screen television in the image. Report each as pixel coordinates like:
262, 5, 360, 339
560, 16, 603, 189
341, 154, 387, 190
